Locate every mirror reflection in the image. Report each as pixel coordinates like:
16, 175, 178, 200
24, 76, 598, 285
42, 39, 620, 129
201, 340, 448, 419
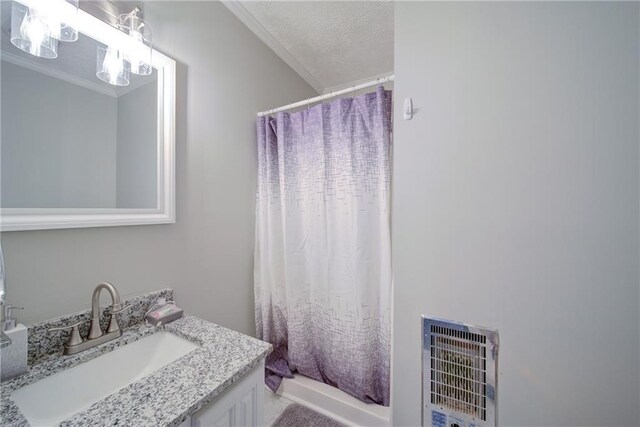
1, 4, 158, 210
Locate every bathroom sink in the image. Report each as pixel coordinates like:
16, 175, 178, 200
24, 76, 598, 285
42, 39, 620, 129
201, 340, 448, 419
11, 331, 199, 426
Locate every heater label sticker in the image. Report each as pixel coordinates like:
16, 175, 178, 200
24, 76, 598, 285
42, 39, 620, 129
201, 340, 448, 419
431, 410, 447, 427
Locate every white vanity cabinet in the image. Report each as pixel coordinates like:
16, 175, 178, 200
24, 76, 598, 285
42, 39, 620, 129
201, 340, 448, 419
180, 360, 265, 427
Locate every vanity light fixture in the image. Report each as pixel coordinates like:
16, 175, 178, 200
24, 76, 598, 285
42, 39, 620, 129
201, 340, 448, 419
95, 7, 152, 87
118, 7, 152, 76
9, 0, 79, 59
10, 0, 153, 88
95, 7, 153, 86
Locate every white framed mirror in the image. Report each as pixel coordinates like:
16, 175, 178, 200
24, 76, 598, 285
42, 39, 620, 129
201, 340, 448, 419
0, 0, 176, 231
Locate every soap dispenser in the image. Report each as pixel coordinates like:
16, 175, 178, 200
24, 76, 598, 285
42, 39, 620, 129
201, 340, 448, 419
3, 304, 23, 331
0, 304, 27, 380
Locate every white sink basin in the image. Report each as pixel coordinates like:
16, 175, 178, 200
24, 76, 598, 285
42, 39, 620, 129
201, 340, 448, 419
11, 331, 199, 426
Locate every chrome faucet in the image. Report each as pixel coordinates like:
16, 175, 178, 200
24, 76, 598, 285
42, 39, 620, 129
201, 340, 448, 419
48, 282, 130, 355
88, 282, 126, 339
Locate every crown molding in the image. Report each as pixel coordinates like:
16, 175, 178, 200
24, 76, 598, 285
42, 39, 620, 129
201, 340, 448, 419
115, 74, 157, 97
322, 72, 395, 94
1, 50, 118, 97
222, 0, 323, 94
1, 50, 156, 98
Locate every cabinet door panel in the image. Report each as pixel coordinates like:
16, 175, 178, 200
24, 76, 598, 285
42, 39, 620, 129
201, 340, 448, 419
193, 399, 235, 427
213, 406, 235, 427
237, 387, 257, 426
191, 361, 265, 427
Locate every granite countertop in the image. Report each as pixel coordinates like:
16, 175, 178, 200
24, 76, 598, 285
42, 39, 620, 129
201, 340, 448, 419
0, 315, 272, 427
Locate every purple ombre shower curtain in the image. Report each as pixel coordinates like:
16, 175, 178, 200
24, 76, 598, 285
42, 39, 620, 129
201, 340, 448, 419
254, 86, 392, 406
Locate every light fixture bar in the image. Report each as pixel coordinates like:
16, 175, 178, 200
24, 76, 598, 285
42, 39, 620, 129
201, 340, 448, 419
14, 0, 151, 64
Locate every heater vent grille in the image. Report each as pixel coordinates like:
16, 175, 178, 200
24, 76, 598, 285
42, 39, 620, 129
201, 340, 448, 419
423, 317, 498, 426
429, 325, 487, 421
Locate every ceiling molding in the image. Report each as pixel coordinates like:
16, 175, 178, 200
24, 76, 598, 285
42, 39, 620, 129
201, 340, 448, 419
1, 50, 118, 97
222, 0, 324, 94
322, 72, 395, 94
1, 50, 156, 98
114, 74, 158, 97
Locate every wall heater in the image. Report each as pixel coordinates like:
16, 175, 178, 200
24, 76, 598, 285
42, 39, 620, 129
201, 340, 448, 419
422, 316, 499, 427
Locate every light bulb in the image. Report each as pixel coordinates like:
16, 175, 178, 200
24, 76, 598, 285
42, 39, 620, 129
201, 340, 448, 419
128, 30, 146, 74
106, 48, 120, 84
21, 15, 47, 56
96, 45, 130, 86
132, 29, 143, 43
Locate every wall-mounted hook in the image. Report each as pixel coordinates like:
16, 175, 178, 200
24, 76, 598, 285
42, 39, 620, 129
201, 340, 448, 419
403, 97, 413, 120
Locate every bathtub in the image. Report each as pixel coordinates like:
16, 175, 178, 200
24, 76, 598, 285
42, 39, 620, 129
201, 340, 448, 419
273, 374, 390, 426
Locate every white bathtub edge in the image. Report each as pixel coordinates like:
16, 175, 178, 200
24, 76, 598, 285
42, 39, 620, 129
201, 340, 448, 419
271, 375, 390, 427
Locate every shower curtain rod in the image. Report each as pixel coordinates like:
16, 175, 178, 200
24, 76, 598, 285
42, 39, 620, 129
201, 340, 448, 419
257, 74, 394, 117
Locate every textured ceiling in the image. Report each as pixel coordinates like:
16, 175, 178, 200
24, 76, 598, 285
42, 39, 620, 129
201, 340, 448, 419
234, 1, 393, 93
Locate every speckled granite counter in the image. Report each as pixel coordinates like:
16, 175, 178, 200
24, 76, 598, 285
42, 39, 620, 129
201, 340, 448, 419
0, 315, 272, 426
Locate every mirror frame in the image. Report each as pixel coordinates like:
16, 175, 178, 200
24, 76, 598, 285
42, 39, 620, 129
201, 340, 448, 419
1, 0, 176, 231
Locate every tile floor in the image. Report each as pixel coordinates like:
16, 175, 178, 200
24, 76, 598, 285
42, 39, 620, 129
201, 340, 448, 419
264, 387, 294, 426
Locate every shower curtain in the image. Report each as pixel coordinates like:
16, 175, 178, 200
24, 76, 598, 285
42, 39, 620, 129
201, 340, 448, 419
254, 86, 392, 406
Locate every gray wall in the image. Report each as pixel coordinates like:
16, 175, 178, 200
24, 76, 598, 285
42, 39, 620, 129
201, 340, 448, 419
1, 60, 118, 208
392, 2, 639, 426
1, 1, 317, 333
116, 81, 158, 209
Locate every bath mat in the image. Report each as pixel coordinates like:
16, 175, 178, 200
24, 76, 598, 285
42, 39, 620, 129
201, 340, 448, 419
271, 403, 345, 427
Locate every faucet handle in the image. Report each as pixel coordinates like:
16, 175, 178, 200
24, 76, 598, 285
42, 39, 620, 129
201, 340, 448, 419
48, 321, 85, 347
105, 304, 131, 334
110, 304, 131, 314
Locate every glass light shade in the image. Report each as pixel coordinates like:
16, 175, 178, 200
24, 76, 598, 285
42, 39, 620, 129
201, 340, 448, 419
96, 45, 130, 87
118, 12, 152, 76
10, 1, 58, 59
